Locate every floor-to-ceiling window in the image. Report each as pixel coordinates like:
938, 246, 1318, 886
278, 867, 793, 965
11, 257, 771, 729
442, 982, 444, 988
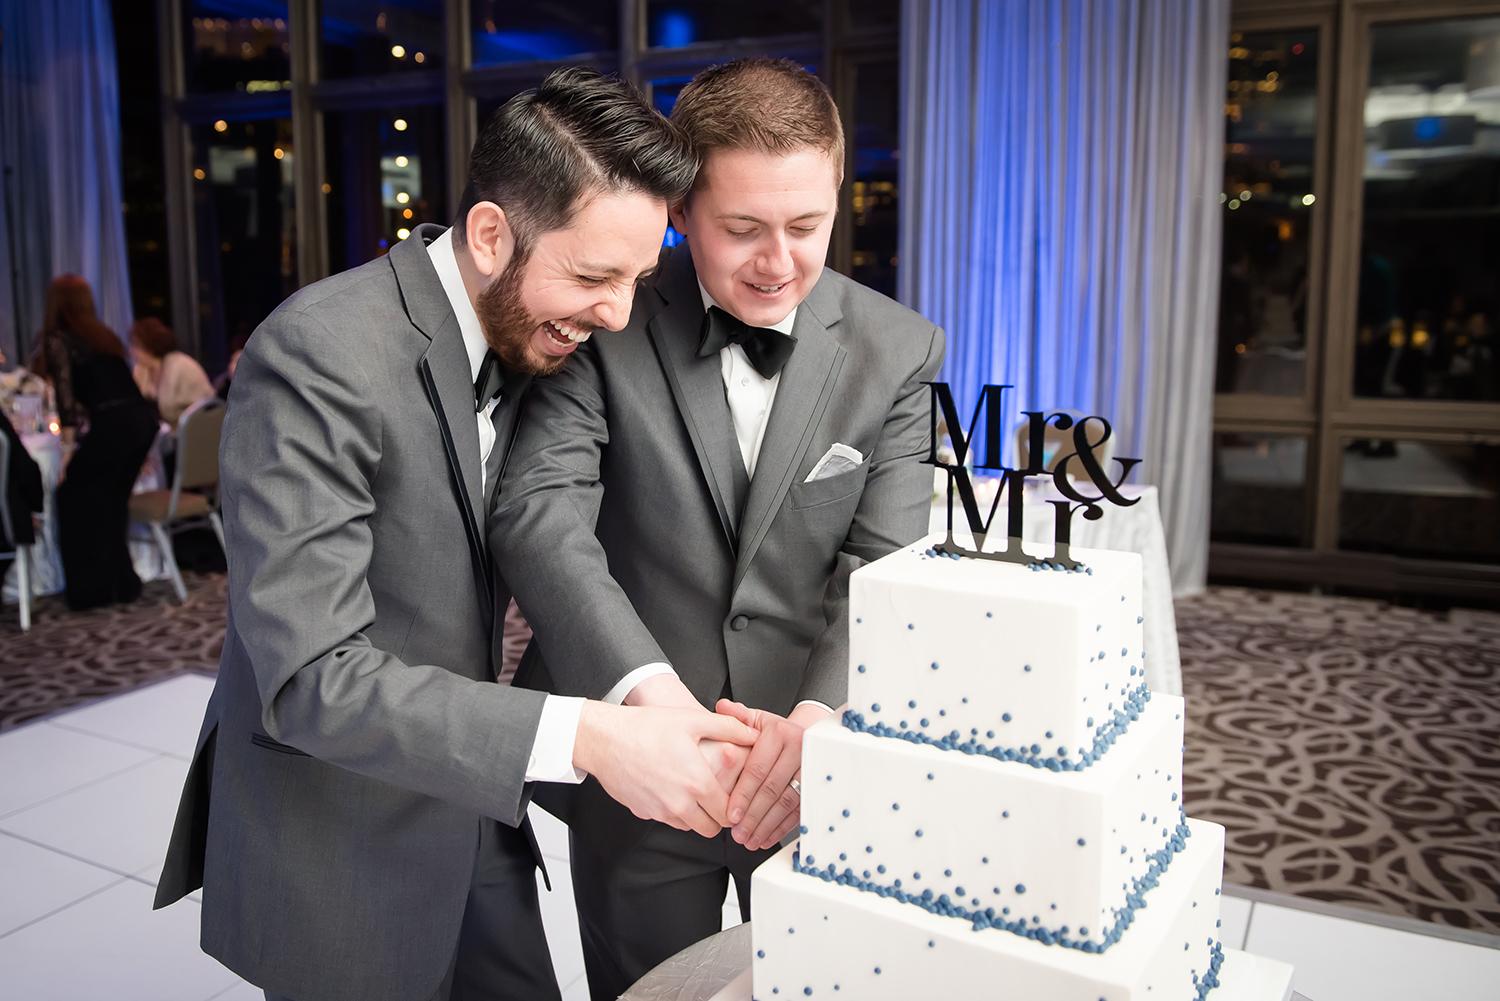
1214, 0, 1500, 603
153, 0, 900, 377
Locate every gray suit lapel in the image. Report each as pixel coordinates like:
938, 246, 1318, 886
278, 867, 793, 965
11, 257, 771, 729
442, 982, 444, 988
733, 272, 847, 592
389, 225, 491, 597
647, 249, 744, 552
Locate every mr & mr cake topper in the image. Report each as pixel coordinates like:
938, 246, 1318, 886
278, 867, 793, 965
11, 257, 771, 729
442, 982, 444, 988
922, 382, 1141, 571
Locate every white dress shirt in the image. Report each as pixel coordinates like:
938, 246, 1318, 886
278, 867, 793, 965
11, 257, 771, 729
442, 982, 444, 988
428, 228, 585, 784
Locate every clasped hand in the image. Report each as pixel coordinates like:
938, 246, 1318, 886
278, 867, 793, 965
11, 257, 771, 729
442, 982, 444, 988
579, 675, 828, 846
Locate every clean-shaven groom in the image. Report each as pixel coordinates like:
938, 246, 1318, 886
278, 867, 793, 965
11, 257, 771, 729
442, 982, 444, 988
154, 69, 756, 1001
494, 58, 946, 999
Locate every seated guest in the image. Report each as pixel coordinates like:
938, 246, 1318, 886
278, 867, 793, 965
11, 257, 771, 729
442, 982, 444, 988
1, 413, 44, 547
129, 317, 214, 426
32, 275, 158, 609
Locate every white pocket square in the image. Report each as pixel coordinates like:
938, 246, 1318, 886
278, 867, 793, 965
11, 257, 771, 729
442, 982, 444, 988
805, 443, 864, 482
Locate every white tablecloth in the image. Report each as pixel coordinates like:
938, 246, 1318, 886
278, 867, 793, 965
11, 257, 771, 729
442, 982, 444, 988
3, 430, 168, 605
928, 480, 1181, 696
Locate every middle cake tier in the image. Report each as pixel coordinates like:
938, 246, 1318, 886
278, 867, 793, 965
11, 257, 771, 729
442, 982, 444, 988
798, 691, 1188, 951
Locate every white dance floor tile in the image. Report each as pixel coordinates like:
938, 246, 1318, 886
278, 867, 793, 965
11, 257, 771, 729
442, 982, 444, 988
0, 879, 247, 1001
1244, 901, 1500, 1001
0, 832, 125, 936
47, 673, 216, 760
538, 852, 588, 993
1218, 893, 1253, 951
0, 754, 189, 879
0, 721, 157, 819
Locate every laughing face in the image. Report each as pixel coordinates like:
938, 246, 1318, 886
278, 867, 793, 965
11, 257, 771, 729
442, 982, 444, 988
475, 189, 668, 376
668, 146, 840, 328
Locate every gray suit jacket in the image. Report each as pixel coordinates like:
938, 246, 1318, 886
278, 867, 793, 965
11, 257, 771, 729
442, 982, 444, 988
492, 245, 943, 848
155, 225, 547, 1001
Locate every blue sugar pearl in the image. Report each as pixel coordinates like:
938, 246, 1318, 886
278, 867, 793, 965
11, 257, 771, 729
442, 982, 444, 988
982, 857, 989, 863
1137, 616, 1143, 623
931, 662, 939, 670
1002, 811, 1009, 818
913, 872, 921, 879
1099, 651, 1105, 659
800, 825, 808, 834
987, 730, 995, 738
944, 869, 952, 877
1081, 926, 1088, 934
789, 927, 795, 933
874, 968, 881, 975
871, 703, 881, 712
915, 829, 923, 837
842, 809, 850, 817
1002, 713, 1011, 722
939, 709, 946, 716
1030, 744, 1041, 754
877, 865, 886, 873
963, 698, 969, 704
1097, 624, 1102, 631
1087, 717, 1094, 726
909, 700, 917, 708
857, 665, 865, 673
892, 803, 900, 810
805, 989, 813, 995
1078, 838, 1086, 846
894, 879, 901, 887
1045, 731, 1053, 738
829, 826, 835, 832
907, 624, 914, 630
865, 846, 873, 852
839, 853, 846, 859
1024, 665, 1032, 672
1015, 884, 1027, 894
1122, 648, 1128, 656
856, 618, 862, 623
956, 886, 965, 895
927, 773, 934, 780
900, 721, 908, 728
758, 950, 765, 958
1172, 793, 1178, 801
920, 719, 929, 727
928, 941, 935, 948
986, 612, 993, 617
1059, 747, 1068, 756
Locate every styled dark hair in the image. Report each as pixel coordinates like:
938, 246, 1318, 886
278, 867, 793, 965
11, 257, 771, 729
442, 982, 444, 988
455, 67, 697, 250
671, 58, 844, 189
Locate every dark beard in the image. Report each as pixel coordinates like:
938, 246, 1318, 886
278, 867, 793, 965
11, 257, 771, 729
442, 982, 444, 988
474, 250, 569, 377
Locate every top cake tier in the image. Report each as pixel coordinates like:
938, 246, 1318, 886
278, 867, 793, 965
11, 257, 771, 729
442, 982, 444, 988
847, 536, 1145, 769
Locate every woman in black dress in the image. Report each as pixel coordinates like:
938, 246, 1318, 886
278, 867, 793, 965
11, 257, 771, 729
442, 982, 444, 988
32, 276, 159, 609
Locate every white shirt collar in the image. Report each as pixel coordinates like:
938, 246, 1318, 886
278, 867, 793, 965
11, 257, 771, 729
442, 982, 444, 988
697, 280, 798, 335
426, 227, 489, 382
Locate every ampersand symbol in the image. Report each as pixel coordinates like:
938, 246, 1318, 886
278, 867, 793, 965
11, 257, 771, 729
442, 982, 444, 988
1050, 416, 1142, 519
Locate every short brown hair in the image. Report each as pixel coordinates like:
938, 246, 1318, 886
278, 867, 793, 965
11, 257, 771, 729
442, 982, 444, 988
129, 317, 177, 359
670, 59, 844, 190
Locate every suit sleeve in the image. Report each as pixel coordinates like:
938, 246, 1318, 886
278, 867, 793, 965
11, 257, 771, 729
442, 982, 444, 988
223, 307, 546, 826
489, 341, 670, 699
796, 322, 946, 708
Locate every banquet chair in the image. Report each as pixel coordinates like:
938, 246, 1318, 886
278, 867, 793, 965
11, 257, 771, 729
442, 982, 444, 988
0, 432, 33, 631
1014, 410, 1117, 488
128, 397, 226, 602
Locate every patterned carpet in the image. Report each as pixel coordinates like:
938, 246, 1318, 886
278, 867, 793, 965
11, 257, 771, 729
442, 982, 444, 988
2, 573, 1496, 934
0, 572, 226, 731
1179, 587, 1500, 936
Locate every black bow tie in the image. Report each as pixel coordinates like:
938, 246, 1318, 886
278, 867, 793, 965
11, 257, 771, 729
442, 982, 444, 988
697, 305, 797, 379
474, 349, 504, 412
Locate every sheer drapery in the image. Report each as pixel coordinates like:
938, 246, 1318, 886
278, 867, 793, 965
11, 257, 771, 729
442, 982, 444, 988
0, 0, 132, 365
900, 0, 1228, 595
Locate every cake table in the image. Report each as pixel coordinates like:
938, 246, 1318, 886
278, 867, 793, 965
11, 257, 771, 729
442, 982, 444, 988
619, 922, 1302, 1001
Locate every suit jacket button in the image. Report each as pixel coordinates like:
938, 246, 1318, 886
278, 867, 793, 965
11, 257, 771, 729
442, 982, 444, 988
730, 614, 749, 631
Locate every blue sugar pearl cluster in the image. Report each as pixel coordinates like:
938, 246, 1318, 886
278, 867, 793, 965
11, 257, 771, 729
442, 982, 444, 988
789, 819, 1196, 955
843, 681, 1152, 773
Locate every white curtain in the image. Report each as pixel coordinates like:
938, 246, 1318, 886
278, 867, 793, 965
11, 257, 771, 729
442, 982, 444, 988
0, 0, 133, 366
899, 0, 1229, 595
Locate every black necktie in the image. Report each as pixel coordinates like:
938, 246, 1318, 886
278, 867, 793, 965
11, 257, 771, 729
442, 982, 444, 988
474, 349, 503, 412
697, 305, 797, 379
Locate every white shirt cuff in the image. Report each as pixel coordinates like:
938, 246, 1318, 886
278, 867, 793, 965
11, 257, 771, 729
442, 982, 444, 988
602, 662, 677, 705
525, 695, 587, 784
795, 699, 836, 716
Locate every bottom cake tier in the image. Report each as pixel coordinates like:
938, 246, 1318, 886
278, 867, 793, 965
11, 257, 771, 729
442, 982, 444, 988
751, 818, 1228, 1001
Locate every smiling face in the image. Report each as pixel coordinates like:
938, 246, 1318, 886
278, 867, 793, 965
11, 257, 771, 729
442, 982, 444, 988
472, 189, 668, 376
669, 146, 840, 328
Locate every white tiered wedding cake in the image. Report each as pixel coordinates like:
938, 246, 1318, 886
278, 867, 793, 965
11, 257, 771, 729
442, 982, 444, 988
750, 537, 1287, 1000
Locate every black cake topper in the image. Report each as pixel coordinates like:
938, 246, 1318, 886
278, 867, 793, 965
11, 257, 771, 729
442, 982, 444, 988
922, 382, 1142, 570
